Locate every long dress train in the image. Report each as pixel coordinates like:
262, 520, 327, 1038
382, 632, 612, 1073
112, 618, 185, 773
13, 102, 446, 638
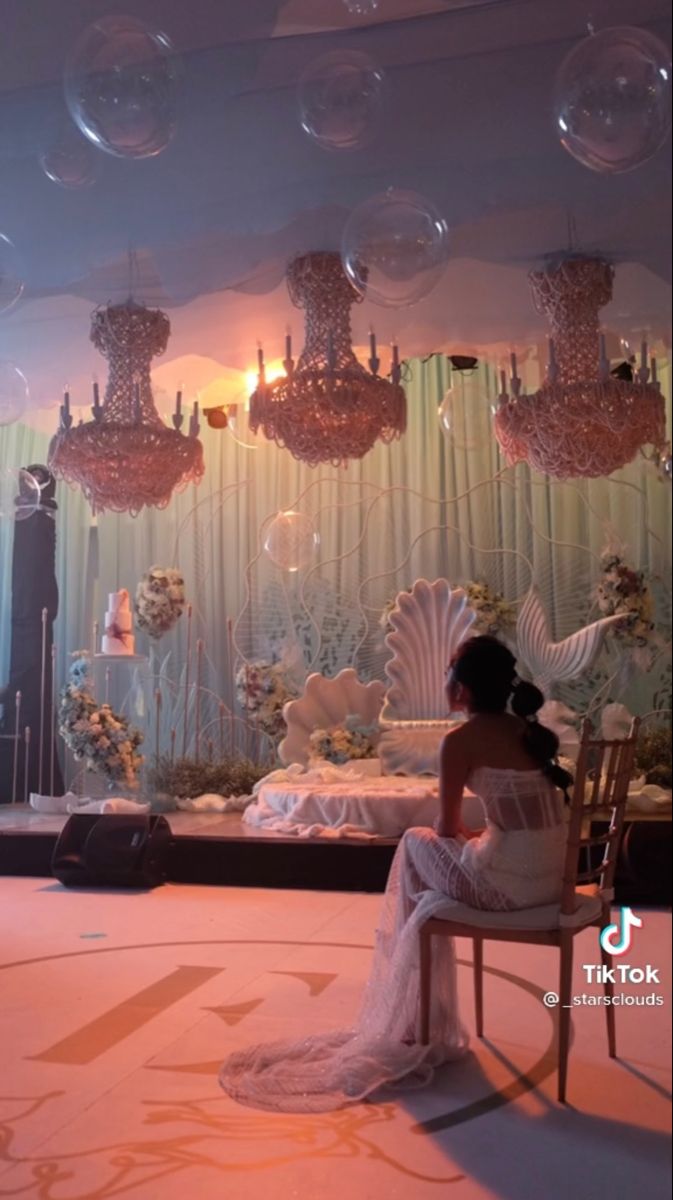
218, 767, 567, 1112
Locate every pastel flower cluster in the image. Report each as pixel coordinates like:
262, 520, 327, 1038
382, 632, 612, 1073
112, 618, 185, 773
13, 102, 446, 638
235, 659, 298, 740
596, 553, 656, 650
309, 715, 379, 765
59, 655, 144, 790
135, 566, 186, 640
465, 581, 517, 637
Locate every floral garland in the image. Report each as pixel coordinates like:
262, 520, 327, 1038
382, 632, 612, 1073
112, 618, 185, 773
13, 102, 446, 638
465, 581, 517, 637
235, 659, 299, 740
596, 552, 657, 658
59, 654, 144, 790
309, 716, 380, 765
135, 566, 186, 640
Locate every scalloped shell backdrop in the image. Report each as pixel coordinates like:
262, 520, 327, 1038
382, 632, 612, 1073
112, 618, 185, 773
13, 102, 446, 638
381, 579, 476, 723
279, 668, 385, 766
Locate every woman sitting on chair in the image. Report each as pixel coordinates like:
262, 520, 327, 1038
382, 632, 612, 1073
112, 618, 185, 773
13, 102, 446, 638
219, 636, 572, 1113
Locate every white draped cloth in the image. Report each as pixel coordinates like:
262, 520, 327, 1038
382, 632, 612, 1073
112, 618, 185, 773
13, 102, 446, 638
243, 765, 443, 839
219, 766, 567, 1112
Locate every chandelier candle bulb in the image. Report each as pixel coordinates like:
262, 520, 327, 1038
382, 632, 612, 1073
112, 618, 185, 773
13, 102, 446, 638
92, 379, 101, 419
189, 401, 200, 438
369, 329, 380, 375
651, 357, 659, 386
510, 353, 522, 397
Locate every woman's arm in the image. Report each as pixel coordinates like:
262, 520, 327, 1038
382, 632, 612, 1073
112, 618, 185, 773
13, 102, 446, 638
437, 729, 471, 838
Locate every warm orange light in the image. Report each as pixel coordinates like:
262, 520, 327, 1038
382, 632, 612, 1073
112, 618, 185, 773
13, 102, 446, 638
246, 360, 286, 395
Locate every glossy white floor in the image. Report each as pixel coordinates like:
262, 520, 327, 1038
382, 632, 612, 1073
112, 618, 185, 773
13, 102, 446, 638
0, 878, 670, 1200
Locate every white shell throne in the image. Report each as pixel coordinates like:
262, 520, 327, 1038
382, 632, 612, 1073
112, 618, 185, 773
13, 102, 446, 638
379, 578, 476, 775
279, 668, 386, 768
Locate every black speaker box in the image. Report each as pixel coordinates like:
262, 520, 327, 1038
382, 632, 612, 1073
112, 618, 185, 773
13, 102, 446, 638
51, 813, 173, 889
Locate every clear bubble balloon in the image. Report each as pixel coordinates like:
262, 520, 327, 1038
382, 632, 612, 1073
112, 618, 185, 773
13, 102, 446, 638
64, 15, 181, 159
0, 467, 41, 522
264, 511, 320, 572
0, 362, 29, 426
438, 380, 491, 453
342, 188, 449, 308
0, 234, 24, 316
298, 49, 385, 152
554, 25, 672, 174
40, 117, 101, 188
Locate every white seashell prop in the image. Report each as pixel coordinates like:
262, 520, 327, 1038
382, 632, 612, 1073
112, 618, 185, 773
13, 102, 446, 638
279, 667, 385, 767
516, 586, 622, 697
379, 579, 476, 775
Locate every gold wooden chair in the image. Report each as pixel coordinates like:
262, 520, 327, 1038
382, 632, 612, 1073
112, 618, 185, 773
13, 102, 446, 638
418, 717, 641, 1102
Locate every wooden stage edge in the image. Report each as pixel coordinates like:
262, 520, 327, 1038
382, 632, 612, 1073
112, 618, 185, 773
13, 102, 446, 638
0, 807, 670, 903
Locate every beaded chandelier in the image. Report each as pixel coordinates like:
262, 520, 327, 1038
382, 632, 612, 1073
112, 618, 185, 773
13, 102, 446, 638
249, 252, 406, 467
48, 300, 204, 515
493, 257, 666, 479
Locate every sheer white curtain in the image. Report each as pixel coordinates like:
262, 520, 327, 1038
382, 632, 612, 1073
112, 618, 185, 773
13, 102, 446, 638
1, 355, 670, 714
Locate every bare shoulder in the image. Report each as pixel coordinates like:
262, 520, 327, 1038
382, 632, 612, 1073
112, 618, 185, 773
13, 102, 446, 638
440, 721, 472, 760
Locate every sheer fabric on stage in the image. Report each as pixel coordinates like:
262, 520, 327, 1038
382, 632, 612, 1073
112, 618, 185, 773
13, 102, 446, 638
218, 767, 567, 1112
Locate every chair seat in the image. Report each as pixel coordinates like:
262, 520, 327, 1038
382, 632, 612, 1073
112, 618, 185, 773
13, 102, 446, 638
429, 890, 603, 932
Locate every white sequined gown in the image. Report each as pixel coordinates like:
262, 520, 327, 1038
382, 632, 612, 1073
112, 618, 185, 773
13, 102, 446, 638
219, 767, 567, 1112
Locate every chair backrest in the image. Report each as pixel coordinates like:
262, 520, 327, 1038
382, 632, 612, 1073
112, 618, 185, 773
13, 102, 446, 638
380, 579, 476, 724
560, 716, 641, 915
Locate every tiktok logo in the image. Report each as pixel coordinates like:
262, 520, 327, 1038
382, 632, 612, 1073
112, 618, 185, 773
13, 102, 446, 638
600, 907, 643, 957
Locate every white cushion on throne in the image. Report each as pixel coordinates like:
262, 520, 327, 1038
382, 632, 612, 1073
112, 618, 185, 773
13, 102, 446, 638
379, 721, 461, 776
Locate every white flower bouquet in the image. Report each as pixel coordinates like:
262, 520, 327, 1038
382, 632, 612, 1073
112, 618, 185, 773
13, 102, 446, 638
466, 581, 517, 637
59, 655, 144, 790
309, 715, 380, 766
596, 553, 656, 651
235, 658, 299, 741
135, 566, 186, 640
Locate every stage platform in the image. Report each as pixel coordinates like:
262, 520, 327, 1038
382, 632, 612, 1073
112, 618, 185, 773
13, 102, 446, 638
1, 804, 670, 903
0, 805, 398, 893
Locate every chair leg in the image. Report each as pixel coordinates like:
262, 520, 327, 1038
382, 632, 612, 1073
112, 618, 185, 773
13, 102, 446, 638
473, 937, 484, 1037
557, 931, 574, 1104
419, 926, 432, 1045
600, 919, 617, 1058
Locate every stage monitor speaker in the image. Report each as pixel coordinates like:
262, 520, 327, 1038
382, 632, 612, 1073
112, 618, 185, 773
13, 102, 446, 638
51, 813, 173, 889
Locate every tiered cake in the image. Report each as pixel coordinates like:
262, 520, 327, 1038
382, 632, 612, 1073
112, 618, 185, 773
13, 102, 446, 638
101, 589, 135, 655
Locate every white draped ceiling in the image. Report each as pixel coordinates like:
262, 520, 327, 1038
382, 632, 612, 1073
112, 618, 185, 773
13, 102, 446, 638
0, 0, 671, 412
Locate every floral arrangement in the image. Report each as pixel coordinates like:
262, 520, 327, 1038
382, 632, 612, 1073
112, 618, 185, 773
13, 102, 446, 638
147, 754, 267, 800
634, 727, 672, 789
595, 552, 657, 661
465, 581, 517, 637
309, 715, 379, 765
59, 654, 144, 790
135, 566, 186, 640
235, 658, 299, 740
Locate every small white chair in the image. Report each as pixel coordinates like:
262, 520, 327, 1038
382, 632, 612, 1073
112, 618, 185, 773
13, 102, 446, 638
418, 717, 641, 1103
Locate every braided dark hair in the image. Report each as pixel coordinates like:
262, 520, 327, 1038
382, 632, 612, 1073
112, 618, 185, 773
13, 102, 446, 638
450, 636, 573, 793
